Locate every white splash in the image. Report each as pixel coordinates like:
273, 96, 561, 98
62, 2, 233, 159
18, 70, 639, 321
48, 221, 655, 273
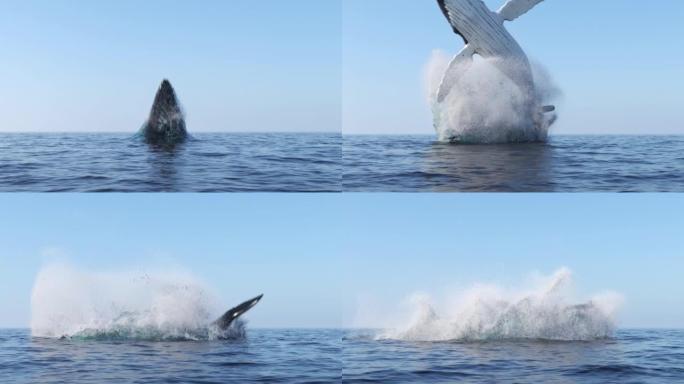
377, 268, 622, 341
426, 50, 560, 143
30, 263, 235, 340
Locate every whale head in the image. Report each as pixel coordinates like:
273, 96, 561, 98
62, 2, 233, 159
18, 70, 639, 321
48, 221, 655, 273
142, 79, 188, 145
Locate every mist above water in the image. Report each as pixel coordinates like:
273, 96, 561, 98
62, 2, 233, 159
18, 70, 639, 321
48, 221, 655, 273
374, 268, 622, 342
30, 263, 243, 341
426, 50, 561, 144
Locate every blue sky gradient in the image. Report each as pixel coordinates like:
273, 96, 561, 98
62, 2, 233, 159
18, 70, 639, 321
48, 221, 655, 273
4, 1, 681, 135
1, 194, 683, 329
344, 0, 684, 134
0, 0, 341, 133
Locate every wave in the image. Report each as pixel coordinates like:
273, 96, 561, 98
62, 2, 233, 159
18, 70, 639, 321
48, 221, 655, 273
377, 268, 622, 342
425, 50, 561, 144
31, 263, 242, 341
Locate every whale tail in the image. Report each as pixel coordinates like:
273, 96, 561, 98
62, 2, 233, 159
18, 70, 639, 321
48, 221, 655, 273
212, 294, 263, 331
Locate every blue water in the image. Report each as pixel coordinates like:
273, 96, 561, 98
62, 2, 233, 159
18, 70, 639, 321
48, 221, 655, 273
343, 135, 684, 192
343, 329, 684, 383
3, 133, 683, 192
3, 329, 682, 382
0, 133, 341, 192
0, 329, 341, 383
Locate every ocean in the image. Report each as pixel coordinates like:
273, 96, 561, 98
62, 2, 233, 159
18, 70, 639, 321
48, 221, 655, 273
3, 133, 683, 192
3, 328, 682, 383
0, 133, 341, 192
0, 329, 341, 383
343, 135, 684, 192
342, 329, 684, 383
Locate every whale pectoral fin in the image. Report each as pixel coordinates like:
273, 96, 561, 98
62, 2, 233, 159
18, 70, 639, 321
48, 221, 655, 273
498, 0, 545, 22
437, 45, 475, 103
212, 294, 263, 330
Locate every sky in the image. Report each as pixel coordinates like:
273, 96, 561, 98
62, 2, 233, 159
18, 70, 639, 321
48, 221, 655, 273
1, 194, 683, 329
0, 0, 341, 133
343, 0, 684, 135
4, 1, 682, 136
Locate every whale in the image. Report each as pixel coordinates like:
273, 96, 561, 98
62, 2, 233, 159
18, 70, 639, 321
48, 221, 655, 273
435, 0, 547, 103
141, 79, 188, 145
433, 0, 556, 143
213, 294, 264, 332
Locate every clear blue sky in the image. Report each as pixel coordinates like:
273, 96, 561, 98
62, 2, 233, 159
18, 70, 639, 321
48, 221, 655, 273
0, 0, 341, 133
344, 0, 684, 134
1, 194, 683, 329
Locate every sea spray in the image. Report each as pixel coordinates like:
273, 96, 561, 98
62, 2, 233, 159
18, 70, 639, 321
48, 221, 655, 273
377, 268, 622, 342
30, 263, 242, 340
425, 50, 561, 143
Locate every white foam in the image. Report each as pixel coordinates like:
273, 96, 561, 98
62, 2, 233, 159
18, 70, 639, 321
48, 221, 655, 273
425, 50, 561, 143
30, 263, 227, 340
377, 268, 623, 341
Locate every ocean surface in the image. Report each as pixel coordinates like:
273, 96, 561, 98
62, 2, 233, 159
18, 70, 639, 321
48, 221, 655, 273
343, 135, 684, 192
343, 329, 684, 383
0, 329, 341, 383
0, 133, 341, 192
3, 133, 684, 192
3, 328, 682, 383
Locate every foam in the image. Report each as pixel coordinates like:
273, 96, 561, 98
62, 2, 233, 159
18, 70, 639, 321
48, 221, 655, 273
425, 51, 560, 143
30, 263, 241, 341
377, 268, 622, 341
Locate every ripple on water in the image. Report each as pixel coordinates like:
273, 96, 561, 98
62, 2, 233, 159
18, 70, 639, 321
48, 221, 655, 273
343, 135, 684, 192
0, 133, 341, 192
342, 329, 684, 383
0, 329, 341, 383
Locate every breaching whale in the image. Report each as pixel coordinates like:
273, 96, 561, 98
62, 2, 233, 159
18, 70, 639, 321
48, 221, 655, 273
141, 79, 188, 145
213, 294, 263, 333
434, 0, 555, 143
435, 0, 547, 103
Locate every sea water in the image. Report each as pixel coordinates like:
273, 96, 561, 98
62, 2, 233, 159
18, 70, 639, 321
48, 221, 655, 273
0, 133, 341, 192
343, 135, 684, 192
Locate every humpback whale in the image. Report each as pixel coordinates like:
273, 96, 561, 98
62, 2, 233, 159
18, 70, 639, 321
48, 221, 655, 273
435, 0, 547, 103
141, 79, 188, 145
433, 0, 556, 143
213, 294, 263, 333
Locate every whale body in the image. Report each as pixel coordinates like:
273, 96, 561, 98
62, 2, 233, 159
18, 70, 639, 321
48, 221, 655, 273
435, 0, 545, 103
141, 79, 188, 145
433, 0, 557, 143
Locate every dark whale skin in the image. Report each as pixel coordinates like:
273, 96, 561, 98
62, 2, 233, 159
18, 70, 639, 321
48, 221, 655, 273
142, 79, 187, 145
213, 294, 264, 331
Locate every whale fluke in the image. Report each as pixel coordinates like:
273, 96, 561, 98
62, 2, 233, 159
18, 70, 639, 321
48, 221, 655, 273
212, 294, 263, 331
142, 79, 188, 145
